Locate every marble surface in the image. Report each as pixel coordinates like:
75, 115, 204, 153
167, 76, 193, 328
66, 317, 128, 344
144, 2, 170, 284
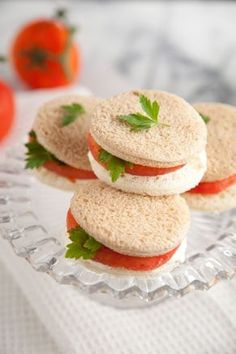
1, 1, 236, 102
0, 1, 236, 354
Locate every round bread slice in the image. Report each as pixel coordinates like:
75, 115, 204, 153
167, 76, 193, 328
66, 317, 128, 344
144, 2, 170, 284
34, 95, 102, 170
184, 184, 236, 212
90, 90, 207, 167
193, 103, 236, 182
70, 180, 190, 257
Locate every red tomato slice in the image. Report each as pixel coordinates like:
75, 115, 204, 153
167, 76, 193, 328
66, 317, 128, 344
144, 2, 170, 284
67, 209, 79, 229
87, 134, 184, 177
43, 161, 96, 181
93, 246, 177, 271
188, 174, 236, 194
66, 210, 178, 271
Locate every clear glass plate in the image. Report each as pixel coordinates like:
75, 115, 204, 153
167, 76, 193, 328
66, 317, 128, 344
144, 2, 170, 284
0, 146, 236, 308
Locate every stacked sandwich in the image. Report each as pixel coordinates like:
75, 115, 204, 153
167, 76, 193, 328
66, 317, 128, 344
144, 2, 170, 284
27, 90, 236, 273
184, 103, 236, 212
25, 95, 101, 190
63, 90, 207, 273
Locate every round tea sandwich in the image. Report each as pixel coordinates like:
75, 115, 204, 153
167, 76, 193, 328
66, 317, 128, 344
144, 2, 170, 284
88, 90, 207, 196
65, 180, 190, 272
25, 95, 101, 190
184, 103, 236, 212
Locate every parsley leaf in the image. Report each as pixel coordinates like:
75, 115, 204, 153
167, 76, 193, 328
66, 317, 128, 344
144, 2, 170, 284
61, 103, 85, 126
139, 94, 159, 121
65, 227, 101, 260
25, 141, 54, 169
199, 113, 210, 124
29, 130, 36, 139
25, 131, 65, 169
99, 149, 133, 182
119, 94, 168, 131
118, 113, 157, 132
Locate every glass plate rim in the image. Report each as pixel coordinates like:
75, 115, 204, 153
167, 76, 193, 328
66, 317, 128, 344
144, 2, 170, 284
0, 146, 236, 305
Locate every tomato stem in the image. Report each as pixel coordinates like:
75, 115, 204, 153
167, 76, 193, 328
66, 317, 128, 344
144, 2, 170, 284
0, 55, 7, 62
54, 8, 68, 20
21, 48, 49, 68
20, 11, 76, 81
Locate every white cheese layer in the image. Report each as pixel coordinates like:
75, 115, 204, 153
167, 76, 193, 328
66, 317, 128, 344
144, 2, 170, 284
88, 151, 207, 196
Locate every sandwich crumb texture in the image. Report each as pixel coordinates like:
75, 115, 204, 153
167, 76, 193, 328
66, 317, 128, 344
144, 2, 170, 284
91, 90, 207, 166
194, 103, 236, 181
70, 181, 190, 257
34, 95, 102, 170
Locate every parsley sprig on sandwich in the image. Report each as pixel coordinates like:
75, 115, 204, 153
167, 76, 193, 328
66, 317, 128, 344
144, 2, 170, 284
88, 90, 207, 196
25, 95, 101, 190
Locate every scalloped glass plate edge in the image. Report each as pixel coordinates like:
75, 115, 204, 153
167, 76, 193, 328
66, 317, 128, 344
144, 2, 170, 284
0, 147, 236, 307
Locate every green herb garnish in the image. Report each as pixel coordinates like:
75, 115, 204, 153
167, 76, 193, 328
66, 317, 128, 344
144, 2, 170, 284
29, 130, 37, 139
199, 113, 210, 124
65, 227, 101, 260
119, 94, 168, 132
61, 103, 85, 126
25, 131, 65, 169
99, 149, 133, 182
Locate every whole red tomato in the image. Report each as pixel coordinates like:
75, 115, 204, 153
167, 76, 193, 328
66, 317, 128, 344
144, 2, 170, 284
11, 13, 80, 89
0, 80, 15, 142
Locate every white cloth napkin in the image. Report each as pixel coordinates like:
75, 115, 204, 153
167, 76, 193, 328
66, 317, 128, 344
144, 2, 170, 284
0, 260, 61, 354
0, 89, 236, 354
1, 238, 236, 354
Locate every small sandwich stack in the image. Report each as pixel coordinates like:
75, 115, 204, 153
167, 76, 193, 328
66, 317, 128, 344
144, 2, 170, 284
25, 95, 101, 190
184, 103, 236, 212
65, 90, 208, 273
88, 90, 207, 195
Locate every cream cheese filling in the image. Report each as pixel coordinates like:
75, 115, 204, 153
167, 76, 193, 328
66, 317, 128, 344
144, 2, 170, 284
88, 151, 207, 196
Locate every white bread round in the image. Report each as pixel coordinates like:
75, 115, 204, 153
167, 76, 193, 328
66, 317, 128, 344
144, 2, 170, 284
91, 90, 207, 167
194, 102, 236, 182
184, 184, 236, 212
70, 181, 190, 257
88, 150, 207, 196
34, 95, 102, 170
33, 167, 90, 191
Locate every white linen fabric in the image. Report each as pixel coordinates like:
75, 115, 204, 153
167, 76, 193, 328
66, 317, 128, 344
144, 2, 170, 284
0, 239, 236, 354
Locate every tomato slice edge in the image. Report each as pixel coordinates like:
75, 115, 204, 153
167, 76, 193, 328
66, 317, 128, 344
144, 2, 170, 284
43, 160, 96, 181
66, 209, 178, 271
188, 174, 236, 195
87, 133, 184, 177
